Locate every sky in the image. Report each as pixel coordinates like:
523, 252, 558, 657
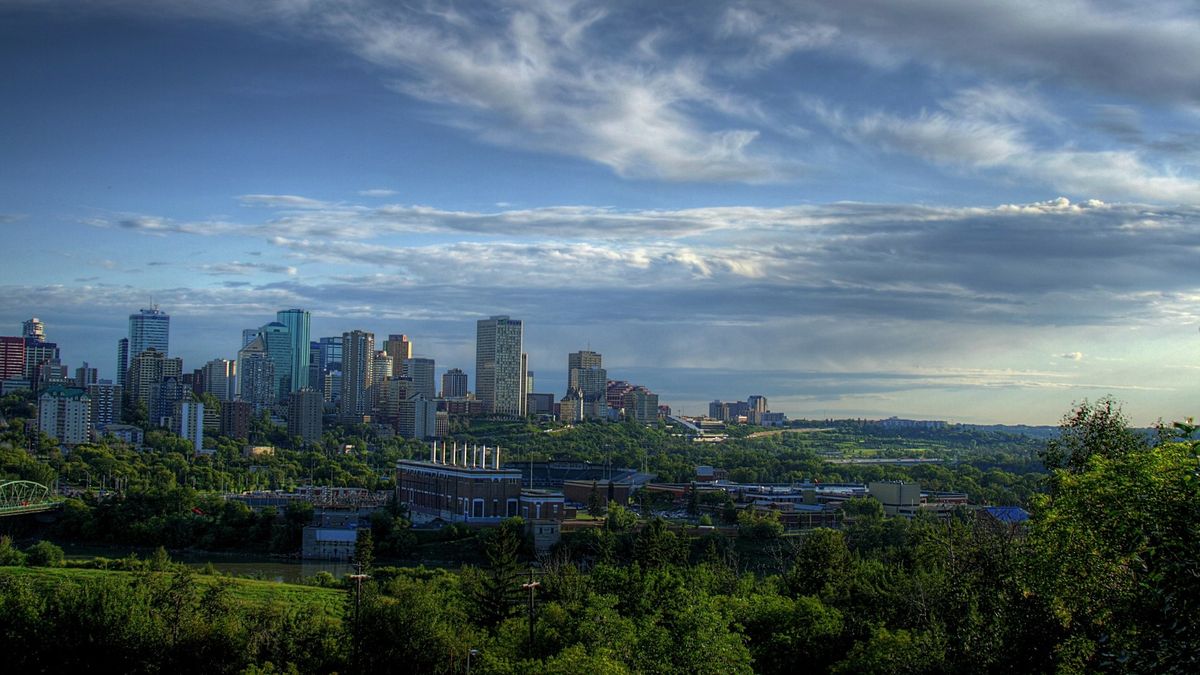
2, 0, 1199, 425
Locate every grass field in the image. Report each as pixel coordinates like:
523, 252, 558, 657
0, 565, 347, 620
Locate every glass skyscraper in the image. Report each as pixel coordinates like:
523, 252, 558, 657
475, 315, 524, 417
275, 308, 311, 392
128, 307, 169, 358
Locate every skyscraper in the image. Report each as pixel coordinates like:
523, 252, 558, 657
383, 334, 412, 373
237, 336, 274, 413
241, 328, 259, 348
258, 322, 292, 402
340, 330, 375, 422
116, 338, 129, 388
441, 368, 468, 398
405, 357, 436, 401
0, 336, 25, 381
275, 308, 311, 392
568, 350, 607, 420
475, 316, 524, 417
201, 359, 237, 402
22, 317, 44, 342
287, 388, 323, 444
128, 307, 169, 358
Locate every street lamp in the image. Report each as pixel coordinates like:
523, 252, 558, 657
466, 648, 479, 674
349, 564, 370, 671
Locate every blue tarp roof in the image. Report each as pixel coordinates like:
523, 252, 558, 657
983, 506, 1029, 523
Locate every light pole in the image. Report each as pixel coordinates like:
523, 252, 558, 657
521, 568, 541, 656
466, 648, 479, 674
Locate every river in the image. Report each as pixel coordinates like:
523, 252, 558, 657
58, 542, 355, 583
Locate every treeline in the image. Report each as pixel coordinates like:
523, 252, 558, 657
3, 419, 1197, 673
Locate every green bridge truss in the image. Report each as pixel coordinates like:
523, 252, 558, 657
0, 480, 61, 517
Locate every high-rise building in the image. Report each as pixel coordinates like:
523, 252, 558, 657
129, 307, 170, 358
258, 322, 292, 403
0, 336, 25, 381
287, 388, 323, 444
173, 400, 204, 453
38, 386, 90, 445
476, 316, 524, 417
22, 317, 45, 342
201, 359, 237, 402
622, 387, 659, 424
275, 309, 311, 392
405, 357, 436, 401
396, 391, 437, 439
315, 337, 342, 395
241, 328, 259, 348
568, 350, 602, 380
24, 339, 60, 382
220, 400, 253, 440
441, 368, 468, 398
116, 338, 129, 388
371, 351, 394, 412
86, 380, 121, 428
340, 330, 375, 422
383, 334, 412, 374
125, 347, 181, 409
74, 362, 98, 388
307, 342, 320, 396
567, 350, 607, 420
237, 336, 275, 413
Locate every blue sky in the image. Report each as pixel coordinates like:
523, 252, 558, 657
3, 0, 1200, 424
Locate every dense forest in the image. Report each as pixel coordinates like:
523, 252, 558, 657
2, 394, 1197, 672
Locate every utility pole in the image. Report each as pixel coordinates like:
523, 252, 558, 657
521, 568, 541, 656
349, 563, 370, 672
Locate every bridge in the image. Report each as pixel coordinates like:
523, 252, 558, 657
0, 480, 62, 517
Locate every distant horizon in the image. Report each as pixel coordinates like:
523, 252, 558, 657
4, 1, 1199, 427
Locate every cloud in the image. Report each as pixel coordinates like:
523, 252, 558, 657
358, 188, 398, 197
815, 86, 1200, 202
200, 261, 298, 277
1060, 352, 1084, 361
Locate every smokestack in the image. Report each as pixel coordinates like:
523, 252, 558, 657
482, 445, 488, 470
450, 441, 457, 466
440, 441, 446, 465
495, 446, 501, 470
430, 442, 435, 463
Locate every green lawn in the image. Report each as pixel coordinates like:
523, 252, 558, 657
0, 565, 347, 620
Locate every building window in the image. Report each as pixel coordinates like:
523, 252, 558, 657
507, 499, 518, 517
472, 499, 484, 518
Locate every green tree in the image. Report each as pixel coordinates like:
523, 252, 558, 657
24, 540, 64, 567
786, 528, 850, 598
354, 529, 375, 572
1041, 397, 1145, 475
466, 520, 526, 629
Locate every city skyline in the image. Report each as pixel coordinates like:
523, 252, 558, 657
3, 1, 1200, 425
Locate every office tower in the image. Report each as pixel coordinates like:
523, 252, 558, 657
315, 337, 342, 394
22, 317, 45, 342
275, 308, 311, 392
237, 336, 275, 413
126, 343, 177, 408
307, 342, 320, 396
23, 339, 60, 381
405, 357, 436, 401
287, 388, 323, 444
116, 338, 129, 388
86, 380, 121, 428
74, 362, 98, 388
441, 368, 468, 398
173, 400, 204, 453
383, 334, 412, 375
38, 386, 90, 445
151, 376, 184, 427
521, 353, 529, 414
567, 350, 606, 420
258, 322, 292, 402
340, 330, 375, 422
476, 316, 524, 417
371, 351, 394, 411
747, 395, 768, 425
397, 392, 437, 439
33, 358, 67, 393
568, 350, 602, 382
128, 307, 170, 357
201, 359, 237, 402
241, 328, 259, 348
0, 336, 25, 381
324, 370, 342, 404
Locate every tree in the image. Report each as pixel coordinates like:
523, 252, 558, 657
1041, 397, 1145, 475
466, 520, 525, 629
354, 529, 374, 572
24, 540, 64, 567
786, 528, 850, 598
